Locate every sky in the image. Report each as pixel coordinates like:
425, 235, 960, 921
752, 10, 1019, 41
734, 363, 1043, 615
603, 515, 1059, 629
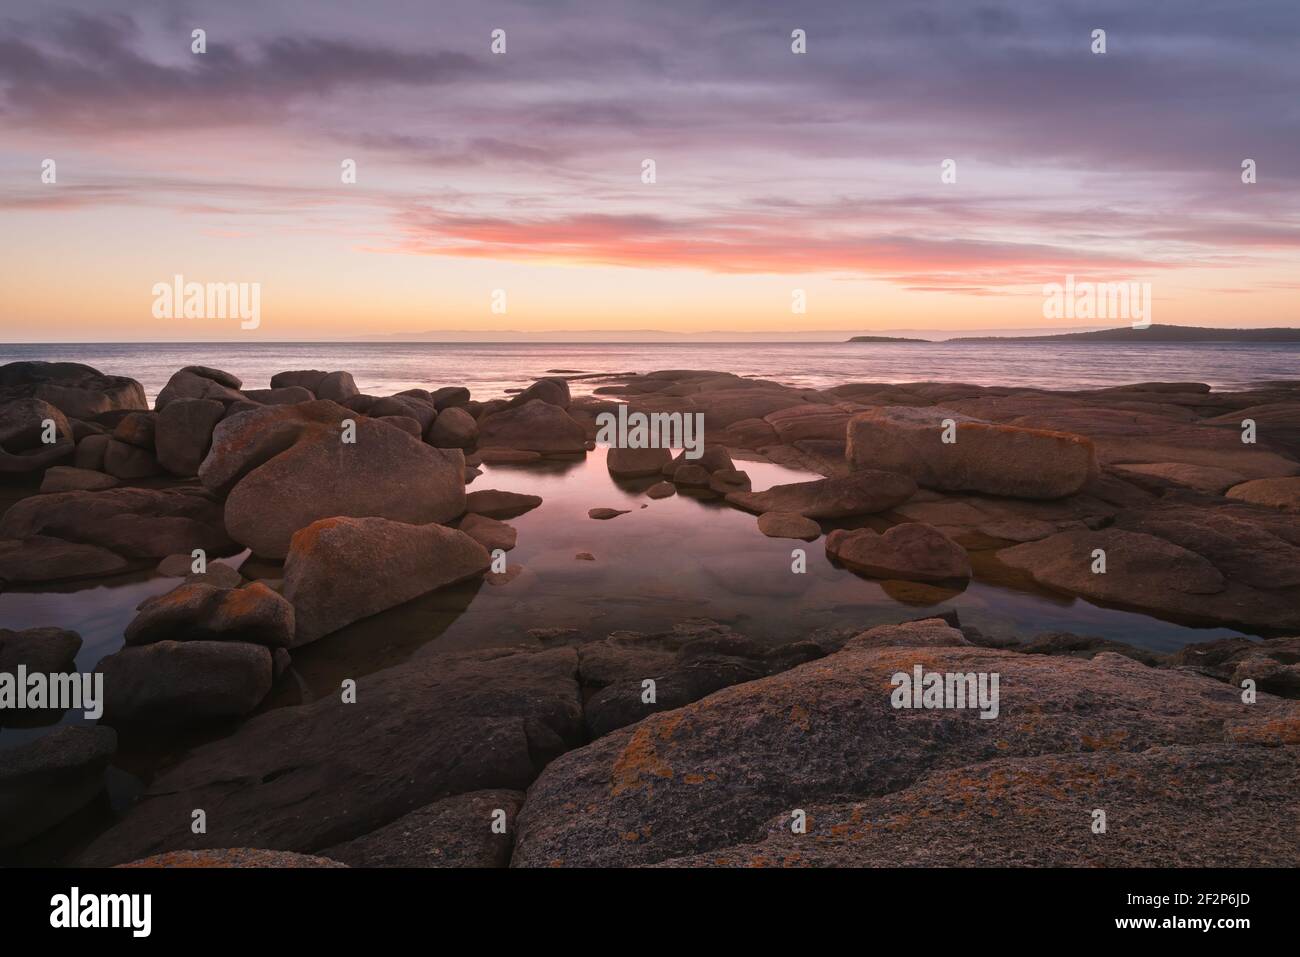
1, 0, 1297, 341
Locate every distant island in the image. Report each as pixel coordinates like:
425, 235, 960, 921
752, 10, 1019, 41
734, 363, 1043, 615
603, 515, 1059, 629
845, 335, 929, 343
849, 324, 1300, 344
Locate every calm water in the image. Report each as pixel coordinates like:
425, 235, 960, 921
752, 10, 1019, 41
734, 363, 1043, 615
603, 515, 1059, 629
2, 341, 1298, 403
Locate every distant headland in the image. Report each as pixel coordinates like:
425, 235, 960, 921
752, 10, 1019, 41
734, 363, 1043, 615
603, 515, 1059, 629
849, 324, 1300, 344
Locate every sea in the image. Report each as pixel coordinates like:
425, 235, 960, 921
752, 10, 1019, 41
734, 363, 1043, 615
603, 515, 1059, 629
1, 340, 1297, 404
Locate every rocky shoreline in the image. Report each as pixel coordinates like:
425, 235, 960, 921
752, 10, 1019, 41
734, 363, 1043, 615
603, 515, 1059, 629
1, 360, 1298, 866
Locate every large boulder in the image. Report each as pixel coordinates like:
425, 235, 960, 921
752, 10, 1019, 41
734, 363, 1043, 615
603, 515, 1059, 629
368, 395, 437, 431
508, 377, 570, 410
0, 487, 234, 559
269, 370, 329, 393
0, 535, 131, 583
511, 621, 1299, 866
155, 398, 225, 476
198, 399, 356, 494
283, 516, 490, 645
223, 422, 466, 558
0, 361, 146, 419
0, 726, 117, 848
607, 446, 672, 478
478, 400, 587, 454
427, 406, 478, 449
726, 470, 916, 519
125, 582, 294, 648
1226, 476, 1300, 511
241, 386, 316, 406
102, 438, 161, 478
998, 528, 1300, 632
38, 466, 117, 493
323, 790, 525, 867
77, 646, 584, 865
0, 398, 74, 473
155, 366, 244, 410
847, 406, 1097, 499
98, 640, 273, 725
826, 523, 971, 582
316, 371, 359, 402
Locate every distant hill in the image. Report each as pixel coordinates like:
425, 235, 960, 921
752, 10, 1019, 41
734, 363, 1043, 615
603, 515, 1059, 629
950, 324, 1300, 343
847, 335, 930, 343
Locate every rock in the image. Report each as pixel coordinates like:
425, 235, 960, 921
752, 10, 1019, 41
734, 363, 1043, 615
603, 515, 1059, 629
646, 481, 676, 499
323, 790, 525, 867
826, 523, 971, 582
0, 487, 233, 559
756, 511, 821, 541
1111, 462, 1248, 494
1226, 476, 1300, 511
269, 370, 329, 393
155, 398, 226, 476
1016, 631, 1164, 667
657, 745, 1299, 867
0, 398, 74, 473
847, 406, 1097, 499
478, 400, 587, 454
156, 554, 243, 588
78, 647, 583, 865
427, 406, 478, 449
74, 434, 109, 470
223, 422, 465, 558
369, 395, 437, 431
155, 366, 244, 410
120, 848, 346, 868
575, 552, 595, 561
708, 469, 751, 494
283, 516, 491, 645
98, 640, 273, 725
1230, 655, 1300, 698
463, 489, 542, 519
1172, 636, 1300, 695
607, 446, 672, 478
589, 508, 630, 520
460, 513, 517, 551
726, 470, 916, 519
845, 618, 971, 649
39, 466, 117, 493
0, 626, 82, 676
511, 625, 1298, 866
377, 415, 422, 438
478, 448, 542, 464
315, 371, 359, 402
110, 412, 155, 449
198, 399, 354, 494
102, 439, 161, 478
997, 528, 1300, 631
664, 446, 734, 476
976, 519, 1058, 542
509, 377, 570, 410
0, 726, 117, 848
0, 361, 146, 419
242, 386, 316, 406
0, 536, 132, 583
125, 582, 294, 648
430, 386, 471, 410
672, 464, 711, 488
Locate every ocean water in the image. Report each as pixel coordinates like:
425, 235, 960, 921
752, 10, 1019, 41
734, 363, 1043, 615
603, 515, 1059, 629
2, 341, 1297, 404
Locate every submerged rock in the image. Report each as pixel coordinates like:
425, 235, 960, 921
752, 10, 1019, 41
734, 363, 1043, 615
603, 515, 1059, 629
726, 470, 916, 519
826, 523, 971, 582
459, 513, 517, 551
756, 511, 821, 541
464, 489, 542, 518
